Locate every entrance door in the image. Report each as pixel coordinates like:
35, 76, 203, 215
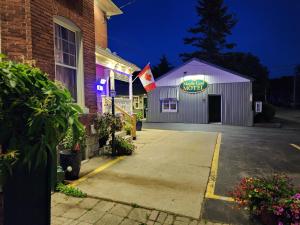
208, 95, 221, 123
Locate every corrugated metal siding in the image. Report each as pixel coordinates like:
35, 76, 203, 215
147, 82, 253, 126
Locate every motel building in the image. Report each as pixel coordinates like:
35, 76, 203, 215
147, 59, 254, 126
0, 0, 139, 159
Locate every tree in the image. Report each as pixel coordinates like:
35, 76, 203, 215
294, 64, 300, 106
152, 55, 174, 79
180, 0, 237, 63
220, 52, 269, 101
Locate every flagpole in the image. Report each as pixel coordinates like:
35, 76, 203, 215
132, 75, 139, 83
132, 62, 150, 83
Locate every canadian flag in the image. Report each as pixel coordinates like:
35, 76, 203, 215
138, 64, 157, 92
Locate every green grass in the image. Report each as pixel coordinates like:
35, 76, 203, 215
56, 183, 87, 198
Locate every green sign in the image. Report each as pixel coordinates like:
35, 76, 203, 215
180, 79, 208, 93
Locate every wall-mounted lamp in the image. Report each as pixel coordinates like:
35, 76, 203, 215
97, 85, 103, 91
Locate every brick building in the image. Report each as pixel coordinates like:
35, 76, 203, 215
0, 0, 139, 158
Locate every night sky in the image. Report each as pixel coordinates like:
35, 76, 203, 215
109, 0, 300, 78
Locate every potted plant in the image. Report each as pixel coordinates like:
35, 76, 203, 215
94, 113, 123, 148
136, 111, 143, 131
124, 122, 132, 135
58, 127, 86, 180
110, 137, 135, 156
231, 174, 299, 225
94, 113, 111, 147
0, 57, 83, 225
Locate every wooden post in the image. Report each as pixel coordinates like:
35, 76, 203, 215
131, 113, 137, 140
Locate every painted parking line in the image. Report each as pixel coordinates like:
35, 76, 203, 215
205, 133, 234, 202
70, 156, 125, 187
290, 144, 300, 151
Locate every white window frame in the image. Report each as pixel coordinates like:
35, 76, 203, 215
133, 96, 139, 109
162, 99, 178, 113
53, 16, 86, 112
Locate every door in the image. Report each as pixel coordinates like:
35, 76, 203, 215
143, 97, 148, 118
208, 95, 221, 123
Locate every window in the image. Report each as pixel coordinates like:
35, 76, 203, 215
133, 97, 139, 109
54, 23, 78, 100
162, 99, 178, 112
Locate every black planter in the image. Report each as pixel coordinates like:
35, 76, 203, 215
3, 161, 51, 225
136, 121, 143, 131
99, 136, 108, 148
59, 150, 82, 180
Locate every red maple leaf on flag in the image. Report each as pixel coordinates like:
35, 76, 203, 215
144, 73, 152, 81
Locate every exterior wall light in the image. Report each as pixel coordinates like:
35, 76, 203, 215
100, 79, 106, 84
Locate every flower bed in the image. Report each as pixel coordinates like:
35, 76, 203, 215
231, 174, 300, 225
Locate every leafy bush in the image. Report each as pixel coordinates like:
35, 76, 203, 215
124, 122, 132, 135
94, 113, 111, 140
0, 56, 83, 174
255, 103, 276, 123
114, 137, 135, 156
58, 127, 86, 153
94, 113, 123, 141
136, 111, 143, 122
262, 103, 276, 122
56, 183, 87, 198
0, 151, 18, 184
112, 115, 123, 132
231, 174, 299, 224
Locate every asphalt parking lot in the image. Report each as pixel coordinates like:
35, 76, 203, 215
144, 122, 300, 224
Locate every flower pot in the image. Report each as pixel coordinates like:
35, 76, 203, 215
136, 121, 143, 131
3, 162, 51, 225
99, 136, 108, 148
59, 150, 81, 180
260, 212, 278, 225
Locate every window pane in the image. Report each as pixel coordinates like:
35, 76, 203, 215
61, 27, 68, 40
69, 43, 76, 55
55, 50, 63, 64
68, 30, 75, 43
62, 40, 69, 52
54, 24, 77, 68
56, 65, 77, 101
69, 55, 76, 67
163, 103, 169, 109
170, 103, 177, 110
63, 53, 69, 65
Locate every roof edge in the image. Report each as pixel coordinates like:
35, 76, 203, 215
155, 58, 254, 82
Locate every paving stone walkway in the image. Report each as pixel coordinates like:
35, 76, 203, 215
51, 193, 230, 225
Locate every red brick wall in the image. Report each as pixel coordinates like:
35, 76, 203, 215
0, 0, 98, 113
0, 0, 32, 61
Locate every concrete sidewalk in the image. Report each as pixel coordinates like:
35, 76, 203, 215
76, 129, 217, 219
51, 193, 229, 225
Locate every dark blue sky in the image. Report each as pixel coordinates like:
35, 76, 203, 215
109, 0, 300, 78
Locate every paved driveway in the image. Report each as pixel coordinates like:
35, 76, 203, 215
143, 123, 300, 224
77, 129, 218, 219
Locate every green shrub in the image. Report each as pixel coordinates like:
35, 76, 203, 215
254, 103, 276, 123
262, 103, 276, 122
58, 126, 86, 152
124, 123, 132, 135
0, 56, 83, 175
114, 137, 135, 155
94, 113, 123, 139
56, 183, 87, 198
136, 111, 143, 121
